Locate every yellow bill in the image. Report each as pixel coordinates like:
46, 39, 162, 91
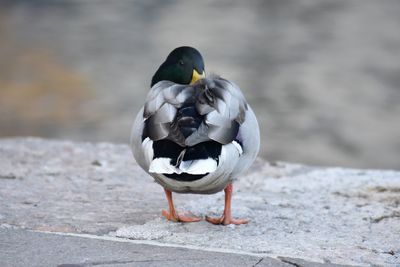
190, 69, 206, 84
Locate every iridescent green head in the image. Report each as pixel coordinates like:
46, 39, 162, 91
151, 46, 206, 87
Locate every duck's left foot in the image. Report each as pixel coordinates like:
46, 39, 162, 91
162, 188, 202, 223
162, 209, 202, 223
205, 215, 249, 225
205, 183, 249, 225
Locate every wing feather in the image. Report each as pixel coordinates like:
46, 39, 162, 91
142, 76, 248, 146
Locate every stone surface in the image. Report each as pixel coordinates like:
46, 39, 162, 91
278, 257, 348, 267
1, 228, 292, 267
0, 138, 399, 266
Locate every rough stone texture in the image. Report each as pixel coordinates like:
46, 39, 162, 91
0, 138, 399, 266
1, 228, 291, 267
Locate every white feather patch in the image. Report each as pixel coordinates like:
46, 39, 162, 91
142, 137, 154, 165
149, 157, 218, 175
149, 158, 182, 174
179, 158, 218, 174
232, 140, 243, 155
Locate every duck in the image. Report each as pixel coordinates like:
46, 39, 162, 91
130, 46, 260, 225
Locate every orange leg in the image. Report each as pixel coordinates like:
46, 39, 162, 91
161, 188, 202, 223
206, 183, 249, 225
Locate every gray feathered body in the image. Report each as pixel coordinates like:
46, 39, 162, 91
131, 76, 260, 194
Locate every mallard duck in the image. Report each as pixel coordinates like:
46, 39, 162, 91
130, 46, 260, 225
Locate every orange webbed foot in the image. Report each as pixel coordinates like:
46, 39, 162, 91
162, 209, 202, 223
205, 215, 249, 225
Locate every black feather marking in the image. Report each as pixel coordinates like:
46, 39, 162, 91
152, 140, 221, 163
142, 124, 148, 141
151, 140, 222, 182
152, 140, 182, 165
234, 131, 244, 147
164, 173, 207, 181
183, 141, 221, 161
176, 105, 203, 138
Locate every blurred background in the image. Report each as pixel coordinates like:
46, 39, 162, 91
1, 0, 399, 169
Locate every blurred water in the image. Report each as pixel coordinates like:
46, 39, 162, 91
1, 0, 400, 169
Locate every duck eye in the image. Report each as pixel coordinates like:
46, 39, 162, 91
179, 60, 184, 65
